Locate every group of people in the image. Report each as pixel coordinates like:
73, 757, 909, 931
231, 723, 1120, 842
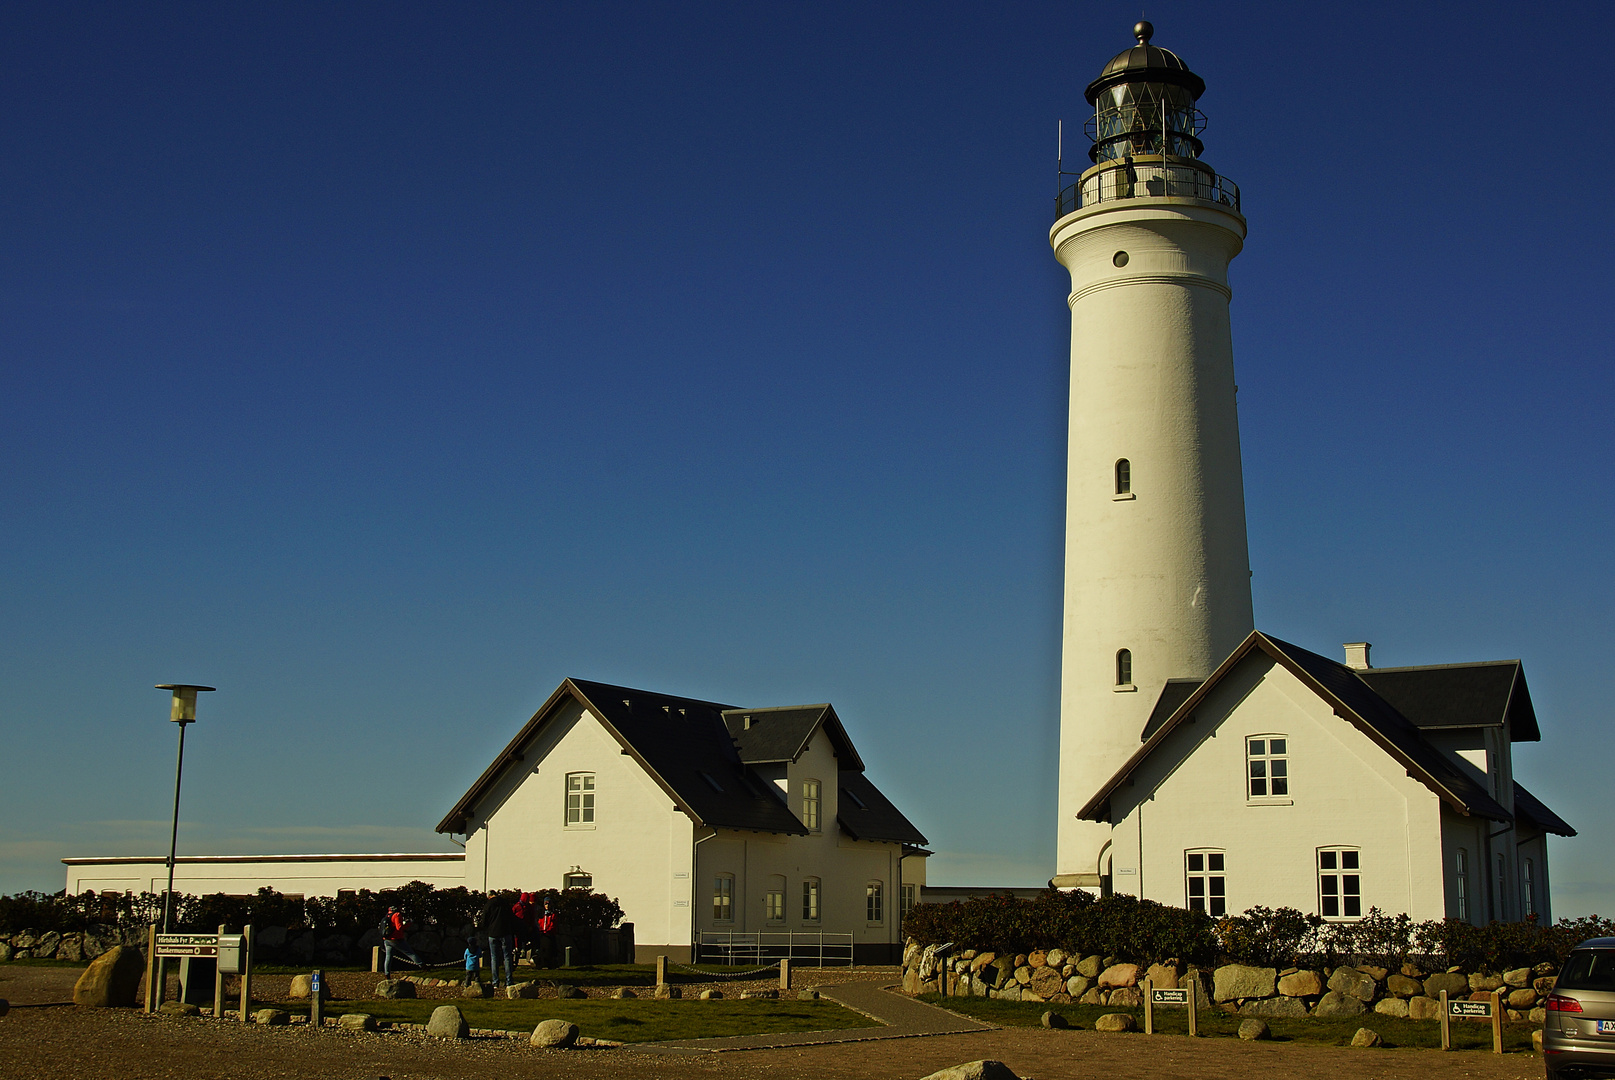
379, 890, 557, 988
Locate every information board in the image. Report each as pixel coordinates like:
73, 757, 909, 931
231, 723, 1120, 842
1448, 998, 1495, 1018
1150, 987, 1190, 1005
154, 933, 220, 958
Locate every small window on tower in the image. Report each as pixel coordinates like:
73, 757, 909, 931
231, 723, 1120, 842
1116, 649, 1132, 687
1115, 458, 1131, 494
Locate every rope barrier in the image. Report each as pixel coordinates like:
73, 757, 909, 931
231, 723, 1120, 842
667, 961, 781, 979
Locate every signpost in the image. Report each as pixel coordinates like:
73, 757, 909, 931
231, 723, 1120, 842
143, 926, 254, 1020
1143, 978, 1198, 1036
310, 970, 323, 1028
1439, 989, 1503, 1054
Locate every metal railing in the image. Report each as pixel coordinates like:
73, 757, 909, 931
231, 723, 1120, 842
695, 930, 855, 967
1055, 158, 1240, 219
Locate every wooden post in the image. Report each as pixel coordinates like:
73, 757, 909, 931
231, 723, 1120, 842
144, 924, 158, 1013
213, 924, 226, 1019
238, 925, 254, 1023
1440, 989, 1451, 1050
309, 970, 323, 1028
779, 957, 791, 992
1491, 990, 1503, 1054
1143, 977, 1154, 1034
1187, 977, 1198, 1038
371, 945, 381, 973
656, 954, 667, 988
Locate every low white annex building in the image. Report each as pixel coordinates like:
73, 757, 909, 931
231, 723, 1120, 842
63, 852, 465, 898
435, 678, 929, 963
1078, 632, 1574, 924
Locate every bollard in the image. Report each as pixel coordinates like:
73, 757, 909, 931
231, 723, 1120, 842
1440, 989, 1450, 1050
1143, 977, 1154, 1035
564, 946, 573, 968
144, 924, 158, 1014
656, 954, 667, 988
1187, 976, 1198, 1038
309, 970, 323, 1028
1491, 990, 1503, 1054
371, 945, 381, 973
780, 958, 791, 992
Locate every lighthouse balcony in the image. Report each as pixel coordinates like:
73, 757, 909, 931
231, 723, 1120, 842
1056, 155, 1239, 219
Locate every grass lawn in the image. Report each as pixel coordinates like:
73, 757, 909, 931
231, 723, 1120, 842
257, 962, 778, 984
264, 997, 870, 1043
918, 995, 1538, 1053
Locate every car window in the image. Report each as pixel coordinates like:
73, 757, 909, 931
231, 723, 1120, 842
1557, 949, 1615, 991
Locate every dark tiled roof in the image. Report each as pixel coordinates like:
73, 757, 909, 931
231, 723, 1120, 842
1141, 679, 1204, 740
722, 705, 866, 771
1513, 781, 1576, 837
1358, 662, 1540, 741
836, 771, 928, 846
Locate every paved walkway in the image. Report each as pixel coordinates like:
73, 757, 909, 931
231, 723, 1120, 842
630, 979, 995, 1053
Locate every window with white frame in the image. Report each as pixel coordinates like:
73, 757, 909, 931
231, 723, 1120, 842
1246, 736, 1288, 798
1523, 859, 1537, 920
1318, 848, 1361, 918
713, 874, 734, 922
1185, 850, 1226, 916
565, 772, 595, 825
901, 883, 917, 922
802, 878, 820, 922
1496, 854, 1508, 920
765, 875, 786, 924
801, 779, 821, 831
1455, 848, 1469, 921
866, 881, 884, 924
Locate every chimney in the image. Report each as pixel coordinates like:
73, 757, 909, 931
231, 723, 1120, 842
1343, 642, 1372, 670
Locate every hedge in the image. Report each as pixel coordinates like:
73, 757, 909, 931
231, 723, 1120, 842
902, 891, 1615, 972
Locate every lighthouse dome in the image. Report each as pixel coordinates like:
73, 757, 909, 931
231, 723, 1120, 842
1085, 21, 1206, 104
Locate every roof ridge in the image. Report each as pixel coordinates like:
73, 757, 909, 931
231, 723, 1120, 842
1359, 660, 1522, 673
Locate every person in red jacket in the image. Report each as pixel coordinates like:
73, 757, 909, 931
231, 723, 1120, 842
382, 905, 424, 976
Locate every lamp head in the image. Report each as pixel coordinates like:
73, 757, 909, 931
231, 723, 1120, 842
155, 683, 216, 724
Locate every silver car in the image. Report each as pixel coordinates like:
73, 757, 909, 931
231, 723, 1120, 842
1544, 937, 1615, 1078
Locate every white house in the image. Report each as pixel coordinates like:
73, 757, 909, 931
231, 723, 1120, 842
435, 678, 929, 963
1077, 632, 1574, 924
63, 852, 465, 898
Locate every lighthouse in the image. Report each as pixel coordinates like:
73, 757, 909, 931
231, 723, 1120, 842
1050, 23, 1255, 888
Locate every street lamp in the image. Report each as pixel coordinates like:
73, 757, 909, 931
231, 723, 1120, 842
154, 684, 214, 934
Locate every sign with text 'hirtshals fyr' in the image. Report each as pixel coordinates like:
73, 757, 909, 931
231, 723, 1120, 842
154, 933, 220, 957
1448, 998, 1495, 1018
1150, 988, 1190, 1005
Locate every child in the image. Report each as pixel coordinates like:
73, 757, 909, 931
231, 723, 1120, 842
462, 935, 484, 988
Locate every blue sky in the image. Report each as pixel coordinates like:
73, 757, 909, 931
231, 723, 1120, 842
1, 1, 1610, 917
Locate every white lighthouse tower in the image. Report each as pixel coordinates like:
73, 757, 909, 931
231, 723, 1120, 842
1050, 23, 1255, 889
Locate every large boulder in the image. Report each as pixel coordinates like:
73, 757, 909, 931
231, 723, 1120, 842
1013, 965, 1033, 987
1408, 996, 1442, 1020
375, 979, 416, 999
254, 1008, 289, 1025
255, 926, 288, 950
72, 945, 145, 1007
1145, 963, 1180, 990
1107, 986, 1142, 1008
159, 1001, 201, 1017
1374, 997, 1410, 1017
1314, 991, 1367, 1018
507, 981, 540, 999
1423, 972, 1468, 998
1238, 1019, 1270, 1041
994, 984, 1022, 1002
426, 1005, 468, 1039
557, 985, 586, 999
1504, 967, 1533, 988
1328, 967, 1378, 1002
1508, 988, 1537, 1010
462, 983, 486, 998
36, 932, 61, 958
0, 942, 12, 963
917, 1062, 1021, 1080
1041, 1010, 1068, 1029
1469, 972, 1505, 992
969, 951, 996, 974
1093, 1013, 1137, 1033
1075, 955, 1102, 978
1027, 949, 1047, 969
1098, 963, 1139, 989
339, 1013, 377, 1031
82, 925, 120, 961
531, 1019, 580, 1048
1078, 987, 1103, 1005
1386, 974, 1423, 998
1241, 996, 1307, 1018
57, 935, 85, 963
1045, 949, 1066, 968
288, 974, 331, 1000
1065, 975, 1091, 998
1277, 970, 1323, 998
1214, 965, 1276, 1002
1030, 966, 1065, 999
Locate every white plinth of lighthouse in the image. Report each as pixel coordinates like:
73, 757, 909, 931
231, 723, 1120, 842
1049, 22, 1254, 888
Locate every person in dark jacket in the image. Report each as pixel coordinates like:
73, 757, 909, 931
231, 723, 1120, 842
481, 891, 518, 989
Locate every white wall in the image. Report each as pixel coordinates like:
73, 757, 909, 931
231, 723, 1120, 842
465, 699, 696, 951
63, 854, 465, 897
1107, 654, 1450, 921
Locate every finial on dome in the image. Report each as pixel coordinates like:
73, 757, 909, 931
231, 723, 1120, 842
1134, 20, 1153, 45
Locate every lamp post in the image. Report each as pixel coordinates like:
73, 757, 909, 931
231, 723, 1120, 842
154, 684, 214, 934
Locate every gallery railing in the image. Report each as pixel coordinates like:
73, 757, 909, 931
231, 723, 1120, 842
1055, 157, 1240, 219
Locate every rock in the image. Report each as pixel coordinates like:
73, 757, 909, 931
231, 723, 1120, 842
1408, 996, 1441, 1020
916, 1061, 1021, 1080
1041, 1010, 1068, 1029
1470, 972, 1505, 992
426, 1005, 468, 1039
1107, 986, 1142, 1007
612, 987, 637, 999
1422, 972, 1468, 998
902, 967, 921, 996
462, 983, 486, 998
507, 982, 539, 999
740, 989, 778, 999
970, 951, 996, 974
1065, 974, 1091, 998
1241, 996, 1308, 1017
1351, 1027, 1383, 1048
375, 980, 416, 999
1098, 963, 1139, 989
288, 973, 332, 1000
159, 1001, 201, 1017
798, 989, 820, 1000
968, 976, 989, 997
256, 926, 288, 949
531, 1019, 579, 1048
0, 943, 11, 963
995, 984, 1022, 1002
338, 1013, 377, 1031
1027, 949, 1047, 969
1144, 962, 1179, 990
82, 924, 120, 961
1374, 997, 1410, 1017
1534, 962, 1558, 976
1013, 965, 1033, 986
1214, 964, 1277, 1002
1358, 965, 1388, 981
1328, 967, 1378, 1002
918, 945, 942, 980
1314, 991, 1367, 1018
1400, 963, 1426, 979
699, 989, 722, 1000
36, 932, 61, 958
1277, 970, 1323, 997
1183, 968, 1213, 1003
1504, 967, 1532, 988
1238, 1019, 1270, 1040
1529, 1007, 1546, 1024
57, 935, 85, 963
1078, 987, 1103, 1005
1014, 954, 1028, 968
1093, 1013, 1137, 1033
654, 985, 681, 999
1508, 987, 1537, 1009
556, 985, 586, 999
1385, 973, 1422, 997
72, 945, 146, 1007
1030, 966, 1065, 999
254, 1009, 290, 1025
1535, 976, 1557, 993
1075, 955, 1102, 978
1045, 948, 1066, 968
902, 941, 921, 969
1533, 1029, 1545, 1052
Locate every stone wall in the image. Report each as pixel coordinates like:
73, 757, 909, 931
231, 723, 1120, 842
898, 940, 1557, 1023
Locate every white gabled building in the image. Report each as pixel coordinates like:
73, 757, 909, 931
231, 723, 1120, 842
1077, 632, 1574, 925
435, 678, 929, 963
